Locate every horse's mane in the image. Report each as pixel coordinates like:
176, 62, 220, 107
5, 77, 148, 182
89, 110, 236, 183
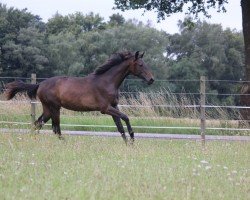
93, 51, 133, 75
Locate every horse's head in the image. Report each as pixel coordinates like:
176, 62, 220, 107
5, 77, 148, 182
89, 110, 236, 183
128, 51, 154, 85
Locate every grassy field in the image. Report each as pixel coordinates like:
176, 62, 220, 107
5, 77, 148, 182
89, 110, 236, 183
0, 133, 249, 200
0, 92, 249, 136
1, 113, 249, 135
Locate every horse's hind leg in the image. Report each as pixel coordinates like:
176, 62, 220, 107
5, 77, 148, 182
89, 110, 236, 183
50, 107, 63, 139
34, 114, 45, 130
34, 104, 51, 130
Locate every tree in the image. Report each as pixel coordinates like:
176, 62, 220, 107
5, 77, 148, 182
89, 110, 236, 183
241, 0, 250, 82
0, 4, 48, 77
2, 27, 49, 77
114, 0, 250, 83
0, 3, 42, 45
109, 13, 125, 26
166, 19, 244, 104
46, 13, 71, 35
46, 32, 81, 75
46, 12, 106, 36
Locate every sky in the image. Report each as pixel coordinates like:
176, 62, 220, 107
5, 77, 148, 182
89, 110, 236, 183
1, 0, 242, 34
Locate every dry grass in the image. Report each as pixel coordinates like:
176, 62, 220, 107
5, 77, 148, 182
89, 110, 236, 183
0, 91, 249, 135
120, 91, 200, 118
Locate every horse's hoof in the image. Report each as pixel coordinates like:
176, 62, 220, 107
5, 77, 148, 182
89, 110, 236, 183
58, 135, 65, 140
34, 121, 43, 130
30, 126, 39, 135
129, 139, 135, 146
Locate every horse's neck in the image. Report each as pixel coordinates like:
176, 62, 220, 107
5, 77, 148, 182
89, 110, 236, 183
101, 61, 129, 89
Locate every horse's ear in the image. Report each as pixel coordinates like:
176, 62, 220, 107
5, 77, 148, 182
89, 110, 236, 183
140, 51, 145, 58
135, 51, 140, 60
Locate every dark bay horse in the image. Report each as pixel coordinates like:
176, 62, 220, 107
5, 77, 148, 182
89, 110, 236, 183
5, 51, 154, 144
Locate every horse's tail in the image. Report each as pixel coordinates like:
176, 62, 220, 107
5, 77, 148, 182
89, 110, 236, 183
4, 80, 39, 100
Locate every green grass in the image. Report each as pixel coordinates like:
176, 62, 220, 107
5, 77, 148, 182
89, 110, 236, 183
0, 114, 200, 133
1, 113, 249, 136
0, 133, 249, 200
0, 95, 249, 136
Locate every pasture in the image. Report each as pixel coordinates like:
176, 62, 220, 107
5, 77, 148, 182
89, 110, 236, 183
0, 133, 249, 200
0, 93, 249, 136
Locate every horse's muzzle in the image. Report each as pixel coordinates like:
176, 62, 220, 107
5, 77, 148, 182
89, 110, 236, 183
147, 78, 154, 85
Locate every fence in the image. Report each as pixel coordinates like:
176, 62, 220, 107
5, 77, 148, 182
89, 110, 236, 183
0, 74, 249, 144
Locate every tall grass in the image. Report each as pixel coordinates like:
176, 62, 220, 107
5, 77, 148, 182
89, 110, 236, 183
0, 91, 249, 135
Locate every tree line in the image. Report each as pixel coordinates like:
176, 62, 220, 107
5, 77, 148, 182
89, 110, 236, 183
0, 4, 245, 105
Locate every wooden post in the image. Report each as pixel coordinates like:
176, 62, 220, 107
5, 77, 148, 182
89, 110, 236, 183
200, 76, 206, 147
30, 73, 36, 127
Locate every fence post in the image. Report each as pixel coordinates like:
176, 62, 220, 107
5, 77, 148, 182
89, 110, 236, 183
30, 73, 36, 128
200, 76, 206, 147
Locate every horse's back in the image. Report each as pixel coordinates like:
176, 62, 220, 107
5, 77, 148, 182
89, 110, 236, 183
37, 75, 100, 111
38, 76, 91, 92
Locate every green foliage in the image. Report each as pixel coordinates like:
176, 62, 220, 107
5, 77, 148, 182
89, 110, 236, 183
44, 19, 169, 80
0, 3, 41, 45
46, 12, 106, 36
114, 0, 228, 20
108, 13, 125, 26
46, 32, 81, 75
0, 4, 48, 77
44, 12, 168, 78
165, 19, 244, 103
2, 27, 49, 77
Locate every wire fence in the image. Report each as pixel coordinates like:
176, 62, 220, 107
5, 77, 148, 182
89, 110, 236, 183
0, 75, 249, 142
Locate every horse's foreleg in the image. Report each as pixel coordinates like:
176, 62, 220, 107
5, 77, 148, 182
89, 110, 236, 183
106, 106, 134, 144
112, 116, 127, 145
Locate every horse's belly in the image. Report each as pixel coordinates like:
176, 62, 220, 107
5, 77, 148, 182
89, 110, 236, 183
62, 104, 97, 112
61, 98, 99, 111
